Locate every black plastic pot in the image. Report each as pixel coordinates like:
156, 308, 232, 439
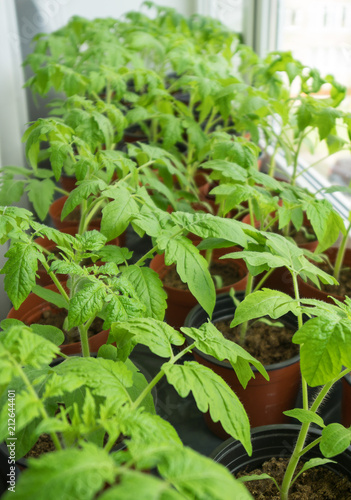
342, 371, 351, 427
211, 424, 351, 492
184, 293, 301, 437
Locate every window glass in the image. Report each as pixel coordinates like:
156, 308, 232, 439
278, 0, 351, 187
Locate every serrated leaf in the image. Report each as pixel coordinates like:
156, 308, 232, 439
158, 236, 215, 317
158, 446, 253, 500
98, 245, 132, 264
68, 279, 105, 328
170, 212, 248, 248
54, 357, 133, 405
283, 409, 325, 427
163, 361, 251, 454
122, 266, 167, 321
182, 322, 268, 387
306, 200, 345, 253
2, 444, 116, 500
320, 423, 351, 457
61, 179, 107, 220
1, 242, 40, 309
101, 188, 138, 240
293, 316, 351, 385
110, 318, 184, 358
231, 289, 298, 327
0, 325, 59, 368
50, 142, 71, 180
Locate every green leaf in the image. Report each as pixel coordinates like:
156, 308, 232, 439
98, 246, 133, 264
31, 284, 69, 309
158, 446, 253, 500
110, 318, 184, 359
171, 212, 248, 248
283, 409, 325, 427
61, 179, 107, 220
97, 344, 118, 361
306, 200, 345, 253
231, 289, 299, 327
68, 279, 105, 328
293, 316, 351, 385
2, 444, 116, 500
49, 142, 71, 181
163, 361, 251, 454
1, 242, 40, 309
320, 423, 351, 457
0, 325, 59, 368
182, 322, 268, 387
0, 178, 25, 205
54, 357, 133, 406
293, 458, 336, 485
314, 107, 339, 141
30, 324, 65, 346
101, 188, 139, 240
296, 100, 312, 132
122, 266, 167, 321
158, 236, 215, 317
28, 179, 55, 221
99, 470, 184, 500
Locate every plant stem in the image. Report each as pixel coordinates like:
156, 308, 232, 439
40, 260, 70, 304
131, 343, 194, 410
280, 271, 307, 499
333, 221, 351, 281
79, 323, 90, 358
134, 245, 159, 267
239, 273, 253, 345
310, 367, 351, 414
12, 356, 62, 451
78, 199, 88, 235
252, 268, 274, 292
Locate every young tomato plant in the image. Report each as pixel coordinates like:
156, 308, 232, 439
0, 314, 266, 499
228, 233, 351, 498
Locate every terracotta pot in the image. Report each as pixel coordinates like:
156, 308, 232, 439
49, 196, 101, 231
297, 247, 351, 303
342, 372, 351, 427
211, 424, 351, 487
6, 283, 108, 355
184, 293, 300, 438
59, 175, 77, 192
149, 247, 248, 329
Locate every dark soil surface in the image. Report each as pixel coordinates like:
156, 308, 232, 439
318, 262, 351, 297
236, 456, 351, 499
24, 434, 56, 459
34, 308, 104, 345
162, 261, 245, 290
214, 318, 298, 365
24, 431, 124, 459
